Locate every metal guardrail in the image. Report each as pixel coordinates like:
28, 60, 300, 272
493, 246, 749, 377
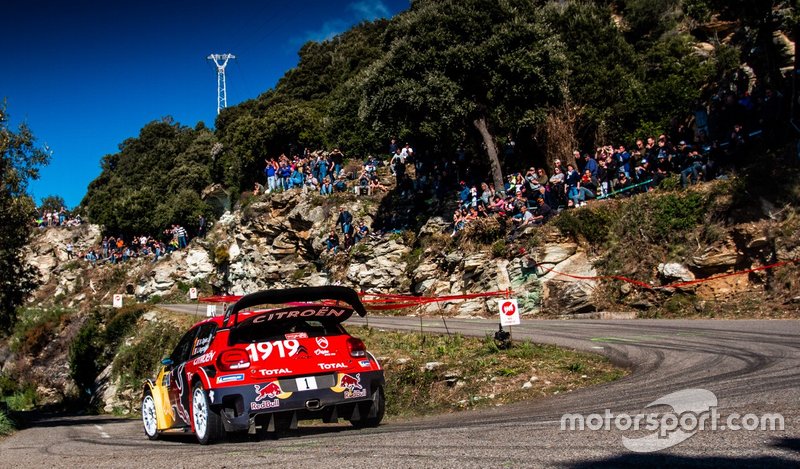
596, 179, 653, 200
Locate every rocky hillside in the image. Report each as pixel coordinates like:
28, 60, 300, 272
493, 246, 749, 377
26, 174, 799, 322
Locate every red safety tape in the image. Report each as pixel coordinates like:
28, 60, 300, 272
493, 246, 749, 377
536, 258, 800, 291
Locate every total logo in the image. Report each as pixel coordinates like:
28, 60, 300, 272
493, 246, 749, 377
254, 368, 292, 377
318, 362, 348, 370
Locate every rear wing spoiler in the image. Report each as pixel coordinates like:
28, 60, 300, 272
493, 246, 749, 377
224, 286, 368, 327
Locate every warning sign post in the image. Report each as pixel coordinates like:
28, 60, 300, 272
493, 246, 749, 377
499, 299, 520, 327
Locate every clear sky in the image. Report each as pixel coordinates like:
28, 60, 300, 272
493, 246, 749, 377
3, 0, 410, 208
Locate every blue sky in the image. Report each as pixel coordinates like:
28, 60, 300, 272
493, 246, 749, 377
2, 0, 409, 208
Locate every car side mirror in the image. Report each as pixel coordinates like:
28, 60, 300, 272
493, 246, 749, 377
161, 358, 173, 366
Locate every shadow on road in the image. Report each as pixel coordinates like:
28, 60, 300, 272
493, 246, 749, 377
12, 411, 131, 429
772, 437, 800, 453
152, 423, 360, 445
567, 453, 798, 468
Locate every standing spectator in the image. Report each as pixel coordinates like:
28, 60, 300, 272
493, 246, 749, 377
330, 148, 344, 178
265, 158, 278, 193
614, 145, 631, 177
198, 215, 206, 238
174, 224, 188, 249
391, 148, 405, 186
66, 242, 74, 259
336, 207, 353, 236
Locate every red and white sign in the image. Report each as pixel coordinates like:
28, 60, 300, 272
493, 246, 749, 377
112, 294, 123, 309
499, 299, 520, 326
189, 287, 198, 300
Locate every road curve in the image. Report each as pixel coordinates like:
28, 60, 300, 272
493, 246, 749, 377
2, 310, 798, 468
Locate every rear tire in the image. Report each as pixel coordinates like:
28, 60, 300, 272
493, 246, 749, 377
351, 385, 385, 428
141, 391, 160, 440
192, 383, 224, 444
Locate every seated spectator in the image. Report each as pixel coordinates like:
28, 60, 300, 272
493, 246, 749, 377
355, 170, 371, 195
326, 229, 340, 253
333, 175, 348, 192
613, 172, 633, 196
354, 221, 369, 243
320, 177, 333, 195
369, 174, 388, 194
531, 197, 554, 224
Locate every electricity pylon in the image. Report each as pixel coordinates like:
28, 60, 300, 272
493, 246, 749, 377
207, 53, 235, 114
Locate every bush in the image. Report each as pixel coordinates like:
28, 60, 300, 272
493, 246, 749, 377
459, 217, 504, 245
112, 322, 182, 389
69, 315, 103, 397
104, 304, 146, 348
3, 384, 38, 411
491, 240, 507, 258
0, 410, 15, 435
12, 307, 72, 356
648, 192, 706, 241
554, 205, 616, 246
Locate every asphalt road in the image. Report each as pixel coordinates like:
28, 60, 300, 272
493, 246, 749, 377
2, 308, 798, 468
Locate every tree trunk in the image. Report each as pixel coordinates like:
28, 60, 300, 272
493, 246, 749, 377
472, 115, 505, 193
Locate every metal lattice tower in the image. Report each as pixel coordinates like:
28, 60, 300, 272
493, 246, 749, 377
207, 53, 235, 114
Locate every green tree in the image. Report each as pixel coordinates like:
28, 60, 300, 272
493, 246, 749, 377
39, 194, 66, 213
81, 119, 216, 237
0, 103, 50, 333
358, 0, 567, 191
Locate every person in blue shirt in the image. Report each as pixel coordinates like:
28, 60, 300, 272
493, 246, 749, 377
614, 145, 631, 177
583, 152, 598, 177
458, 181, 470, 208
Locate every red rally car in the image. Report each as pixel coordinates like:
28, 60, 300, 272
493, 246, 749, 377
141, 286, 385, 444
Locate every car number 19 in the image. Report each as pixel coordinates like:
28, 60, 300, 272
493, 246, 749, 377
245, 339, 300, 361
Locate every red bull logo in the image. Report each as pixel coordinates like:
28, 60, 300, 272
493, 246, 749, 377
340, 373, 362, 392
254, 382, 283, 401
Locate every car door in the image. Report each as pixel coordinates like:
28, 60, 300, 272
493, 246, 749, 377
167, 327, 197, 426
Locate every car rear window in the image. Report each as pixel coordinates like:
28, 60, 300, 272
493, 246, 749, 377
231, 318, 345, 344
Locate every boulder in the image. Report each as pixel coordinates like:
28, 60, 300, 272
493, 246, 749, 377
658, 263, 695, 282
691, 247, 742, 274
535, 243, 578, 265
201, 184, 231, 214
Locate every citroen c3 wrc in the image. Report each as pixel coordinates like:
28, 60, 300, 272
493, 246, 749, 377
141, 286, 385, 444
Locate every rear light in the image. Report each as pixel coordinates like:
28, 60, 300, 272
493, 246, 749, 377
217, 349, 250, 371
347, 337, 367, 358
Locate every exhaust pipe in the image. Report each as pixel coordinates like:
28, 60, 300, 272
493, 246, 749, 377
305, 399, 322, 411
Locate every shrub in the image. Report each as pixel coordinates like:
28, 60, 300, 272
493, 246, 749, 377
104, 304, 146, 348
12, 307, 72, 356
491, 240, 507, 258
459, 217, 504, 245
0, 410, 14, 435
554, 205, 616, 246
647, 192, 706, 241
69, 315, 103, 397
112, 322, 182, 389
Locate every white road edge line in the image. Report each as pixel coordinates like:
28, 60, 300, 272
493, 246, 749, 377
93, 424, 111, 439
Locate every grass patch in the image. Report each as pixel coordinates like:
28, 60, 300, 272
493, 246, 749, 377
349, 326, 625, 418
0, 410, 15, 436
11, 307, 73, 356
